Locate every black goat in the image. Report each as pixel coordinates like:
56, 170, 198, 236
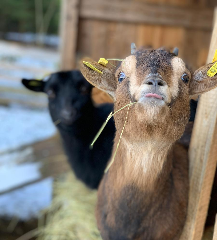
22, 70, 115, 189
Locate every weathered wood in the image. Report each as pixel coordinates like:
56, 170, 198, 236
180, 8, 217, 240
136, 0, 217, 7
60, 0, 80, 70
182, 28, 211, 71
214, 216, 217, 240
79, 0, 213, 30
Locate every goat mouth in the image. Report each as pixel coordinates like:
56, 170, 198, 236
144, 93, 163, 100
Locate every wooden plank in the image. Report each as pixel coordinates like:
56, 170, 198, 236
214, 216, 217, 240
90, 20, 107, 60
105, 22, 118, 58
182, 29, 211, 71
60, 0, 80, 70
77, 19, 94, 60
79, 0, 213, 30
180, 8, 217, 240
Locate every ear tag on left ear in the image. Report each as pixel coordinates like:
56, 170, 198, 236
207, 62, 217, 77
98, 58, 108, 66
29, 81, 42, 86
83, 61, 103, 74
212, 50, 217, 63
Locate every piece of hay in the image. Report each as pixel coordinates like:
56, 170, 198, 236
37, 172, 102, 240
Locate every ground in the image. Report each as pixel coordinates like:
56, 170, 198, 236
0, 40, 70, 239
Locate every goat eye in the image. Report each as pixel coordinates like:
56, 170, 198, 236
118, 72, 126, 83
181, 73, 189, 84
47, 89, 56, 99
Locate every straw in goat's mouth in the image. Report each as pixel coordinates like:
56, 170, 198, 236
90, 101, 137, 172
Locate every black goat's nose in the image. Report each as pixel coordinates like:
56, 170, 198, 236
145, 79, 165, 87
61, 108, 77, 122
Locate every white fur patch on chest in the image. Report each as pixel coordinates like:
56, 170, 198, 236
122, 139, 171, 183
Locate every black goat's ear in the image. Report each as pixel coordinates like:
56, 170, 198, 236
21, 78, 46, 92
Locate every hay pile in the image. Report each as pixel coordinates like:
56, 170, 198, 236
35, 172, 214, 240
37, 173, 102, 240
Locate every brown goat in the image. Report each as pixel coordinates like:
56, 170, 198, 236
80, 45, 217, 240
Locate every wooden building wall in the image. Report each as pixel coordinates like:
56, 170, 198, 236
60, 0, 216, 73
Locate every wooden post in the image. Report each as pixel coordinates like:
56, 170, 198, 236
214, 216, 217, 240
180, 7, 217, 240
59, 0, 80, 70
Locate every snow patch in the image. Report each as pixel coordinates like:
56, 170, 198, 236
0, 106, 56, 154
0, 147, 33, 166
0, 178, 53, 220
0, 162, 41, 192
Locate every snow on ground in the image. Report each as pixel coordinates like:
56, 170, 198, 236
0, 105, 56, 220
0, 147, 33, 166
0, 41, 59, 220
0, 105, 56, 154
0, 40, 59, 79
0, 177, 53, 220
0, 162, 41, 192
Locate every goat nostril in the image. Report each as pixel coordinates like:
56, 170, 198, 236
61, 109, 76, 121
145, 79, 165, 86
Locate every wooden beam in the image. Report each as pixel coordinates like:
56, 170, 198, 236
60, 0, 80, 70
180, 7, 217, 240
214, 216, 217, 240
80, 0, 213, 30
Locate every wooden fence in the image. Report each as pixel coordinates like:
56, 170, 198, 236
60, 0, 216, 71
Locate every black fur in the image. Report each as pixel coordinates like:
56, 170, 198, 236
189, 99, 197, 122
22, 70, 115, 189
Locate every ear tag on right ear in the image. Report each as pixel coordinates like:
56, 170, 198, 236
212, 50, 217, 63
83, 61, 103, 74
207, 62, 217, 77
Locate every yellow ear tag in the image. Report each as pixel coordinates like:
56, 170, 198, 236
212, 50, 217, 63
98, 58, 108, 66
207, 62, 217, 77
29, 81, 42, 86
83, 61, 103, 74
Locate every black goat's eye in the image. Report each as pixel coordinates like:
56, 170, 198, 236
118, 72, 126, 83
181, 73, 189, 84
47, 89, 56, 99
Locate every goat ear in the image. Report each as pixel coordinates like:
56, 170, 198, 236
189, 63, 217, 96
80, 57, 117, 99
22, 78, 46, 92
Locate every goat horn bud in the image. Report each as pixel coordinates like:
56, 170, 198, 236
173, 47, 179, 56
131, 43, 137, 54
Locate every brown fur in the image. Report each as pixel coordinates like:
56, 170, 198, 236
80, 47, 217, 240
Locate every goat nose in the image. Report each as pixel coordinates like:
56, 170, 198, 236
145, 79, 165, 87
61, 108, 76, 121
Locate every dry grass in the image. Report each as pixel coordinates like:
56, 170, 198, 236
35, 172, 214, 240
36, 173, 102, 240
